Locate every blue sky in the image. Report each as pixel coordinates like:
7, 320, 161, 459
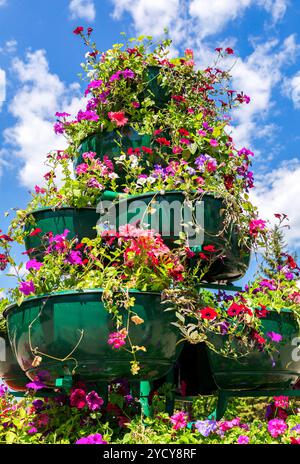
0, 0, 300, 292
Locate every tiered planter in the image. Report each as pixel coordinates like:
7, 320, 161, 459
99, 190, 250, 282
0, 333, 29, 392
24, 207, 100, 256
206, 309, 300, 390
4, 290, 182, 387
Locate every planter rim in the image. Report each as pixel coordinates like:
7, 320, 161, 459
79, 127, 152, 146
110, 189, 223, 203
3, 288, 162, 318
26, 206, 98, 216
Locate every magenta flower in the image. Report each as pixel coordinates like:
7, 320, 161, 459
87, 178, 104, 189
55, 112, 71, 118
198, 130, 207, 137
19, 280, 35, 296
209, 139, 219, 147
267, 332, 282, 343
268, 418, 287, 438
82, 151, 96, 160
26, 259, 43, 271
274, 396, 289, 408
76, 433, 107, 445
237, 435, 250, 444
76, 163, 89, 175
27, 427, 38, 435
70, 389, 87, 409
86, 391, 104, 411
26, 378, 47, 391
66, 251, 83, 265
122, 69, 135, 79
0, 385, 8, 397
84, 79, 103, 96
53, 122, 65, 134
170, 411, 188, 430
108, 330, 127, 349
249, 219, 266, 237
77, 110, 99, 122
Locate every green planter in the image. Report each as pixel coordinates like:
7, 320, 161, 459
24, 207, 100, 257
99, 191, 250, 282
143, 66, 171, 107
77, 127, 151, 184
0, 333, 29, 392
206, 310, 300, 390
4, 290, 182, 387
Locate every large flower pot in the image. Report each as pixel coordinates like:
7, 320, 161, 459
4, 290, 182, 387
0, 333, 29, 392
77, 127, 151, 184
24, 207, 100, 257
99, 190, 250, 282
206, 310, 300, 390
143, 66, 171, 107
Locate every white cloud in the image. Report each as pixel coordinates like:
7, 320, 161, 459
229, 35, 299, 149
3, 49, 85, 188
189, 0, 253, 39
0, 69, 5, 110
0, 39, 17, 54
257, 0, 288, 22
112, 0, 288, 40
112, 0, 180, 37
283, 71, 300, 108
252, 159, 300, 248
69, 0, 96, 22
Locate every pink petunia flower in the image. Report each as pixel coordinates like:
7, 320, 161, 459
108, 111, 128, 127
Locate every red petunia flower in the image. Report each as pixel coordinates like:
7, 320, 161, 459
108, 111, 128, 127
199, 307, 218, 320
141, 146, 153, 154
227, 302, 243, 317
225, 47, 234, 54
73, 26, 84, 35
29, 228, 42, 237
203, 245, 216, 252
155, 137, 170, 146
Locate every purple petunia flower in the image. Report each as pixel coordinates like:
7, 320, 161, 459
0, 384, 8, 397
26, 379, 47, 391
267, 332, 282, 343
19, 280, 35, 296
66, 251, 83, 266
195, 420, 217, 437
76, 433, 107, 445
26, 259, 43, 271
77, 110, 99, 122
86, 391, 104, 411
27, 427, 38, 435
53, 122, 65, 134
237, 435, 250, 444
268, 419, 287, 438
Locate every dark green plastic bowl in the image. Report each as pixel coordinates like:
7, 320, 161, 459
99, 190, 250, 282
143, 66, 171, 107
77, 127, 151, 184
24, 207, 100, 257
4, 290, 182, 387
0, 333, 29, 392
206, 310, 300, 390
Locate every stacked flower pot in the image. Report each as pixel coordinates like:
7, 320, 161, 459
2, 32, 300, 400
